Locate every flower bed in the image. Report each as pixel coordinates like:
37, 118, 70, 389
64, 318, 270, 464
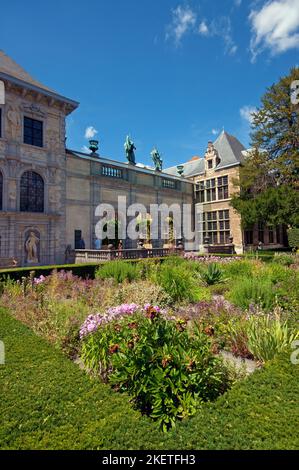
1, 256, 298, 431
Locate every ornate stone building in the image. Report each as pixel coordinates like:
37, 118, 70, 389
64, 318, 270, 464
0, 52, 193, 266
0, 52, 286, 266
165, 132, 285, 254
0, 51, 78, 265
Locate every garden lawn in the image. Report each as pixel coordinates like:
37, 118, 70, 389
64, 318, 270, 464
0, 309, 298, 450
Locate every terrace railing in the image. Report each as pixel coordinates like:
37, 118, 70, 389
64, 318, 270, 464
75, 247, 183, 263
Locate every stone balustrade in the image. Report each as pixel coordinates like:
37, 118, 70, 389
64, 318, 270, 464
75, 247, 183, 263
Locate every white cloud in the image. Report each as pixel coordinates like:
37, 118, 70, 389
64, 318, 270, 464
166, 5, 197, 45
249, 0, 299, 62
213, 16, 238, 55
211, 128, 219, 135
240, 105, 257, 124
165, 6, 237, 55
84, 126, 98, 139
230, 44, 238, 55
198, 21, 209, 35
198, 16, 238, 55
235, 0, 242, 7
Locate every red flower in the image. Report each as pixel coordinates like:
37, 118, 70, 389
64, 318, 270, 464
109, 344, 120, 354
204, 325, 215, 336
146, 306, 160, 320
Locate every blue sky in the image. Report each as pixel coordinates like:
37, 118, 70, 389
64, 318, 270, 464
1, 0, 298, 167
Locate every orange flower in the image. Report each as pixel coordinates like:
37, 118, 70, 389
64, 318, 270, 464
109, 344, 120, 354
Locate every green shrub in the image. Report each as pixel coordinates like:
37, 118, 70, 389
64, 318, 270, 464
222, 260, 253, 279
263, 263, 291, 283
163, 255, 187, 267
273, 253, 296, 267
287, 227, 299, 251
246, 314, 299, 362
81, 311, 230, 431
257, 264, 299, 312
200, 263, 225, 286
228, 277, 276, 311
113, 280, 172, 308
153, 264, 204, 303
96, 260, 141, 283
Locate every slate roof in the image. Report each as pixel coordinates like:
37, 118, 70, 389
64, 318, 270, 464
163, 158, 205, 178
214, 131, 246, 169
164, 130, 246, 178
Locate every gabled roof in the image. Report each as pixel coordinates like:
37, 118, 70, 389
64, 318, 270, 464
163, 130, 245, 178
0, 50, 79, 112
0, 50, 54, 92
213, 130, 245, 169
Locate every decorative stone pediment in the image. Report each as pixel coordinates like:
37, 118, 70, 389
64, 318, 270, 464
22, 103, 46, 118
204, 141, 220, 171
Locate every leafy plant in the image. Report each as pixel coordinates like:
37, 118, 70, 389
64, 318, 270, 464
153, 264, 204, 303
246, 314, 299, 362
273, 252, 296, 266
96, 260, 141, 283
200, 263, 225, 286
226, 317, 253, 359
287, 228, 299, 251
221, 260, 253, 279
114, 280, 172, 308
228, 277, 276, 312
80, 309, 230, 430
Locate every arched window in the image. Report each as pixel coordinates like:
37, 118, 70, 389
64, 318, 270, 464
0, 171, 3, 210
20, 171, 44, 213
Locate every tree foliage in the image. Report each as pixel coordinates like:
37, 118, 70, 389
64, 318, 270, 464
231, 67, 299, 228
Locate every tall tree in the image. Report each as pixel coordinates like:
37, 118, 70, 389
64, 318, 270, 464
231, 67, 299, 228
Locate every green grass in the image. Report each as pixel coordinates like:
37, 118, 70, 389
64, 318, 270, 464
0, 309, 298, 449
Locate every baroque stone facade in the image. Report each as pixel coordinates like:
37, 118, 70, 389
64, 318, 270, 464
0, 52, 286, 266
0, 52, 194, 266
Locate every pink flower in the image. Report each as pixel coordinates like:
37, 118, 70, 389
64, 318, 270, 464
34, 275, 46, 285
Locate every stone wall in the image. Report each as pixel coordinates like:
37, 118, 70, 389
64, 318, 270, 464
0, 81, 69, 266
193, 165, 243, 253
66, 153, 194, 250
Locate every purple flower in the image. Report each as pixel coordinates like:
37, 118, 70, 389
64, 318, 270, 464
33, 275, 46, 285
184, 253, 241, 264
80, 303, 167, 339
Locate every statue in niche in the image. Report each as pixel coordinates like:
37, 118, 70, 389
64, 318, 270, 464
7, 105, 21, 141
124, 136, 136, 165
25, 231, 40, 264
151, 147, 163, 171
